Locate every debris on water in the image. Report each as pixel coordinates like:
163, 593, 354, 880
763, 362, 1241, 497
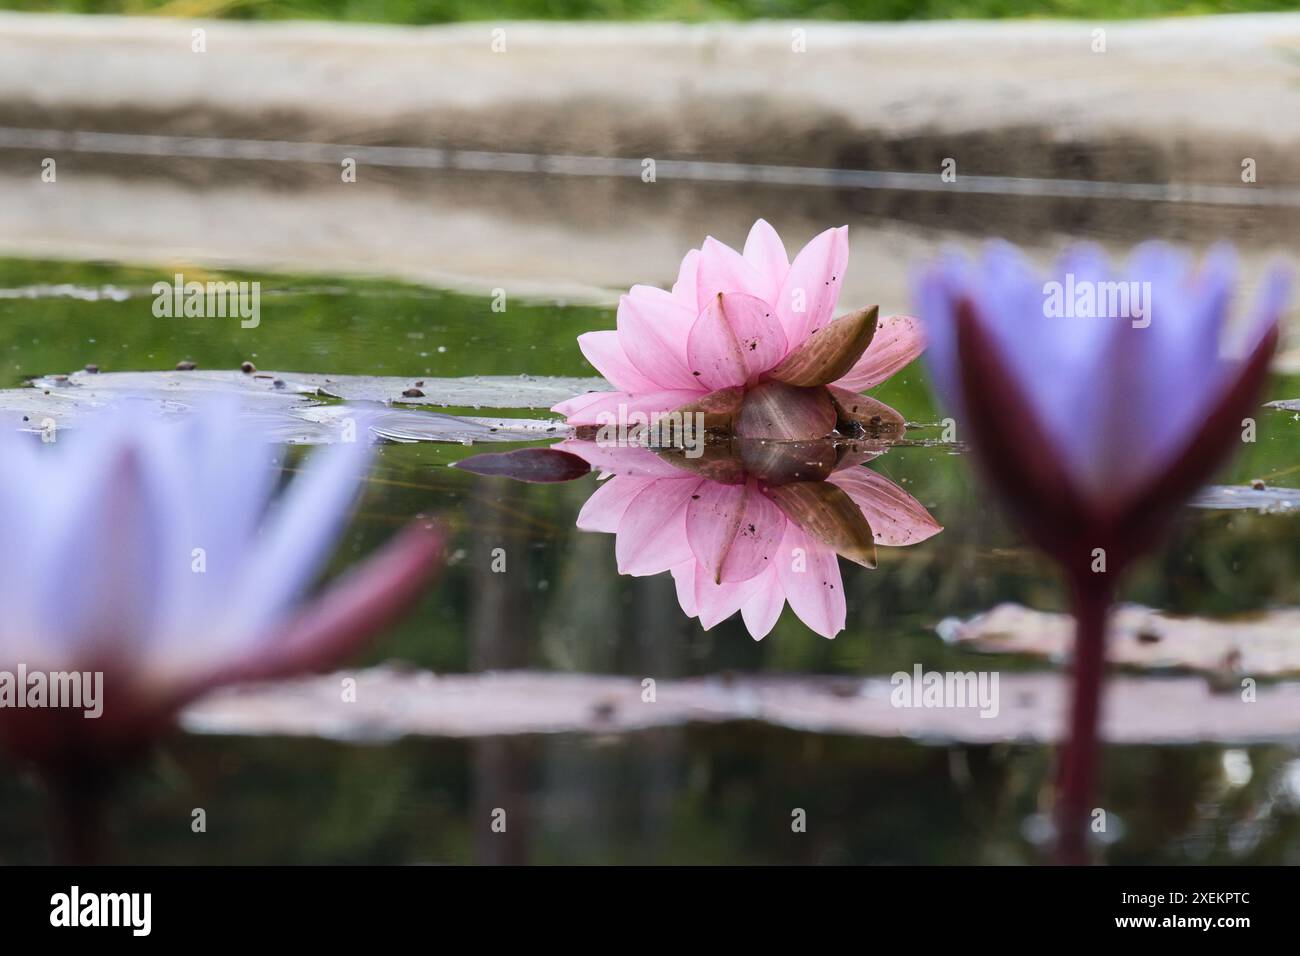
0, 283, 130, 302
948, 602, 1300, 677
84, 363, 99, 374
179, 667, 1300, 744
402, 387, 425, 398
241, 361, 256, 374
1193, 483, 1300, 513
176, 360, 197, 371
935, 616, 963, 644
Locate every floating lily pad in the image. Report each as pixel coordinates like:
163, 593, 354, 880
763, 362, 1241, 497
1, 367, 589, 444
28, 368, 606, 410
180, 666, 1300, 745
939, 602, 1300, 677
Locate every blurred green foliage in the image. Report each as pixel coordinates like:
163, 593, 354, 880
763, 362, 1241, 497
1, 0, 1295, 23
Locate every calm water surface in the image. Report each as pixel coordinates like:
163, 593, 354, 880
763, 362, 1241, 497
1, 250, 1299, 864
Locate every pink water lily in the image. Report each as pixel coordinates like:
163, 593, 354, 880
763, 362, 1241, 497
562, 439, 941, 639
553, 220, 926, 439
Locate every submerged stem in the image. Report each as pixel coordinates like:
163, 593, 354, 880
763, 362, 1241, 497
1055, 574, 1113, 866
44, 767, 114, 865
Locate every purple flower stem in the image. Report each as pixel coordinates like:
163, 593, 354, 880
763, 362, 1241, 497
44, 767, 113, 865
1055, 573, 1113, 866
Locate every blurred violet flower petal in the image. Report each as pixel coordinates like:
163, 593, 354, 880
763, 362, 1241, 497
0, 402, 445, 780
915, 240, 1290, 864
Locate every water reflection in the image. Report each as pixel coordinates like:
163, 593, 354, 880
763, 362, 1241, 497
464, 438, 942, 640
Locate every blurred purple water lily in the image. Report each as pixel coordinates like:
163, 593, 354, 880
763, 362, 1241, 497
916, 240, 1290, 863
0, 404, 444, 859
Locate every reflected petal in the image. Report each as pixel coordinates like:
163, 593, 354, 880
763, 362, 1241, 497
616, 479, 700, 576
737, 438, 839, 485
826, 466, 943, 546
558, 439, 688, 479
687, 478, 787, 584
740, 566, 785, 640
452, 448, 590, 483
775, 524, 845, 638
693, 564, 772, 630
576, 475, 655, 532
671, 560, 699, 618
762, 480, 877, 568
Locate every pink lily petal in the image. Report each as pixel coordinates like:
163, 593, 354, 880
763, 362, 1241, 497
575, 475, 656, 532
826, 466, 943, 547
742, 219, 790, 304
616, 478, 701, 575
577, 330, 661, 393
557, 439, 690, 479
551, 389, 618, 419
686, 292, 788, 390
833, 314, 926, 391
671, 561, 699, 618
777, 225, 849, 346
696, 236, 771, 307
775, 523, 845, 638
768, 305, 879, 388
671, 248, 701, 314
686, 478, 786, 584
740, 566, 785, 640
826, 386, 906, 434
734, 380, 837, 440
693, 566, 772, 630
552, 388, 704, 426
617, 286, 699, 389
673, 385, 745, 429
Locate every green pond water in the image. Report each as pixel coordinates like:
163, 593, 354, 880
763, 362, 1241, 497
1, 257, 1299, 863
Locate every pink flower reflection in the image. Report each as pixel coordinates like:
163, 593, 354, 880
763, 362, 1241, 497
562, 439, 941, 639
